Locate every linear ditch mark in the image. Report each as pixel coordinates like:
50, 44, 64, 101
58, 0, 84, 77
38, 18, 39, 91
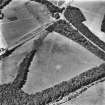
0, 21, 54, 60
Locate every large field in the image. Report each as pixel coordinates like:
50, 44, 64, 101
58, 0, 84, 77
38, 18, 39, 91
1, 0, 105, 105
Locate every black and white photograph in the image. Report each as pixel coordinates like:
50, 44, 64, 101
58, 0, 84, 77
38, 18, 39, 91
0, 0, 105, 104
